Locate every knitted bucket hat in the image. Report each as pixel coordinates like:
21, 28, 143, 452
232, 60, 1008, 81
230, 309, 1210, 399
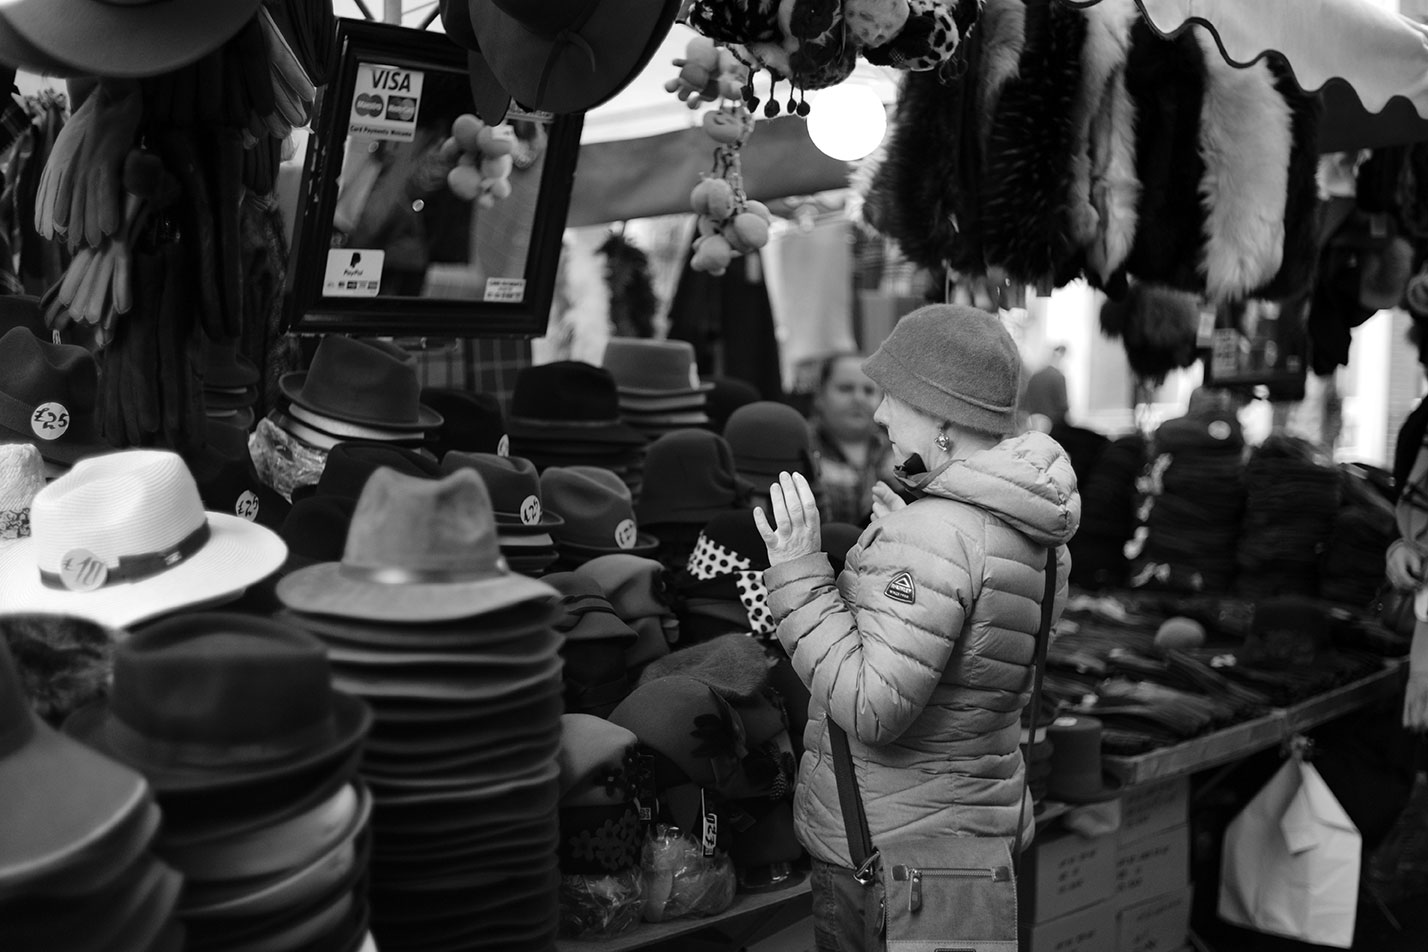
862, 304, 1021, 436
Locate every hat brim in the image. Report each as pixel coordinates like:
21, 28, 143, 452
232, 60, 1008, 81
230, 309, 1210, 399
0, 13, 87, 77
0, 422, 111, 467
556, 533, 660, 559
506, 419, 648, 446
0, 718, 150, 888
203, 387, 258, 411
0, 513, 289, 629
64, 690, 372, 798
278, 603, 555, 651
279, 373, 443, 432
1049, 769, 1126, 804
324, 628, 558, 669
469, 0, 680, 115
466, 49, 512, 125
333, 653, 560, 702
494, 510, 564, 532
276, 563, 556, 623
4, 0, 261, 79
617, 382, 714, 400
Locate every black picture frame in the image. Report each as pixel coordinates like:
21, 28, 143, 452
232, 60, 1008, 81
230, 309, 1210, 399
286, 19, 583, 338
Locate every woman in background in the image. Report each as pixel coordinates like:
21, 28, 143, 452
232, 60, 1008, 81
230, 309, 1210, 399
808, 354, 895, 526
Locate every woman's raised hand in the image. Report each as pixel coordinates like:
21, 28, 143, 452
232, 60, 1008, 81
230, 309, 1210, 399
755, 472, 822, 567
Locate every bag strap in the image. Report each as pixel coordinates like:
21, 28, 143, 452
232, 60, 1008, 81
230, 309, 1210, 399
828, 546, 1059, 884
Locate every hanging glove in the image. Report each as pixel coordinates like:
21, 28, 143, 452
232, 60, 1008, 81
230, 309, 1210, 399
260, 6, 315, 129
67, 79, 142, 250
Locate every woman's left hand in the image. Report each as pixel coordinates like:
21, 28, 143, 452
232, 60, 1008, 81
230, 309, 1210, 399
755, 472, 822, 567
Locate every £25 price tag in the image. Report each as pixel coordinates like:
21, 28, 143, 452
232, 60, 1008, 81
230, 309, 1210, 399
30, 402, 69, 440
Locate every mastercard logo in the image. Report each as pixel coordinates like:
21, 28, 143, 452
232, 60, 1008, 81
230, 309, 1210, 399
354, 93, 382, 117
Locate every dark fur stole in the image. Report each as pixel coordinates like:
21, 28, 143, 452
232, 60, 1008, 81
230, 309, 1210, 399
1, 614, 114, 727
1255, 57, 1323, 301
1123, 21, 1207, 293
980, 0, 1086, 285
1100, 282, 1202, 384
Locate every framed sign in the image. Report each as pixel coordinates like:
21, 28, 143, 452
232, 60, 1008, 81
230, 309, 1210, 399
1200, 297, 1308, 400
287, 19, 584, 337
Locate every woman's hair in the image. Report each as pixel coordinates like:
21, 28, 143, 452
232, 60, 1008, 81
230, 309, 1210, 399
817, 352, 866, 391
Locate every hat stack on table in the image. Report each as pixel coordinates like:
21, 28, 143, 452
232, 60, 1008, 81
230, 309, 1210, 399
0, 638, 185, 952
204, 339, 261, 433
442, 452, 563, 577
506, 361, 648, 500
576, 554, 680, 674
542, 466, 660, 570
602, 339, 713, 441
61, 613, 375, 952
544, 572, 639, 717
274, 337, 442, 452
277, 466, 566, 952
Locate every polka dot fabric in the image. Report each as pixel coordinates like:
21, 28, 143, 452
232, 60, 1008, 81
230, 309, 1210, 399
687, 534, 752, 581
735, 570, 774, 634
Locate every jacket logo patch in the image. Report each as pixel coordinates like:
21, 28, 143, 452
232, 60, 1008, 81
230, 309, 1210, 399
885, 571, 916, 604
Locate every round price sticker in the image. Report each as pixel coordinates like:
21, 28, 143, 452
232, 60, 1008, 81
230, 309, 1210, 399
59, 549, 107, 592
235, 491, 261, 522
30, 402, 70, 440
496, 434, 510, 457
615, 519, 638, 550
519, 495, 542, 526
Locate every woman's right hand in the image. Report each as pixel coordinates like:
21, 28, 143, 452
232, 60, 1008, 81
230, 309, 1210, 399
871, 482, 907, 521
1387, 539, 1425, 591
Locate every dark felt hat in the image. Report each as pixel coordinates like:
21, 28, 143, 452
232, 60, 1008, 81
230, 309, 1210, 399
542, 467, 658, 557
507, 362, 646, 446
436, 0, 512, 122
0, 326, 107, 465
204, 338, 260, 390
0, 293, 49, 340
603, 338, 713, 398
608, 675, 745, 793
421, 387, 508, 459
295, 442, 442, 503
636, 430, 751, 526
279, 496, 358, 567
63, 613, 371, 798
706, 376, 761, 432
441, 452, 563, 532
723, 401, 819, 479
189, 441, 291, 532
280, 336, 442, 432
1046, 715, 1125, 804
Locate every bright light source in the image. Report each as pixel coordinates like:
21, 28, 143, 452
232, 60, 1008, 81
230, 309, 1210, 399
806, 84, 887, 162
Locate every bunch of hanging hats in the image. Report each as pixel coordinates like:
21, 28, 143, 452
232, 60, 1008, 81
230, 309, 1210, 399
0, 326, 108, 479
277, 466, 565, 952
274, 336, 442, 451
62, 612, 374, 952
0, 637, 185, 952
544, 573, 639, 718
542, 466, 659, 569
556, 715, 651, 940
577, 554, 679, 673
602, 338, 713, 440
419, 387, 508, 460
442, 452, 563, 577
0, 449, 289, 629
723, 401, 821, 500
675, 510, 775, 645
204, 338, 261, 432
506, 361, 648, 499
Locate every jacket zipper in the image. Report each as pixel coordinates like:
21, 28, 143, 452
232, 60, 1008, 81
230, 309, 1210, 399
891, 864, 1012, 913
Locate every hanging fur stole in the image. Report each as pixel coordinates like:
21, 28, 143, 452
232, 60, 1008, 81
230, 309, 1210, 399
601, 232, 657, 338
1084, 16, 1140, 289
1100, 282, 1202, 384
1194, 29, 1291, 303
976, 0, 1026, 161
1123, 21, 1208, 293
1068, 0, 1138, 252
980, 0, 1086, 285
1256, 57, 1323, 301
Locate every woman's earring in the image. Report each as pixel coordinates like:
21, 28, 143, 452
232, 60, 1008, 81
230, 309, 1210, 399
935, 432, 951, 451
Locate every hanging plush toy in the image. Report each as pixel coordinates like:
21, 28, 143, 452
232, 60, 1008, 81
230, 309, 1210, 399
441, 113, 516, 208
688, 106, 772, 276
666, 36, 749, 109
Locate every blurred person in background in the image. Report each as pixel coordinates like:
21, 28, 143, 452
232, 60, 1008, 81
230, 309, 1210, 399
808, 353, 894, 527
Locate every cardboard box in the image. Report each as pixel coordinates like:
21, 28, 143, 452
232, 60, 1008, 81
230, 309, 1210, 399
1020, 829, 1118, 923
1115, 825, 1189, 910
1117, 885, 1193, 952
1023, 900, 1116, 952
1119, 778, 1190, 845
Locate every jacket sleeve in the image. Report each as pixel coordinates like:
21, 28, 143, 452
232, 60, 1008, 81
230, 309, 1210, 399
764, 515, 983, 747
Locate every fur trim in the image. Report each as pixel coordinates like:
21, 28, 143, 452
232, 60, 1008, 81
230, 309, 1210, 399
1099, 283, 1201, 384
636, 632, 772, 702
1085, 23, 1140, 284
1257, 57, 1323, 300
1069, 0, 1138, 250
981, 0, 1085, 284
976, 0, 1026, 161
1124, 21, 1207, 293
1, 615, 114, 727
1195, 30, 1290, 303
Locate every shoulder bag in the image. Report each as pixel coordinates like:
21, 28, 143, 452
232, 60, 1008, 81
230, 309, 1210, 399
827, 547, 1058, 952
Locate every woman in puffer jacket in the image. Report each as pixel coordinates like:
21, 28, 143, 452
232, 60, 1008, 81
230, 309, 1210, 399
754, 305, 1080, 952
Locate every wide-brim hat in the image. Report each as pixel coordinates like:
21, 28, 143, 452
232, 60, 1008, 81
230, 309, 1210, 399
6, 797, 160, 902
0, 512, 288, 629
467, 0, 681, 116
0, 327, 108, 466
279, 563, 555, 625
279, 336, 442, 433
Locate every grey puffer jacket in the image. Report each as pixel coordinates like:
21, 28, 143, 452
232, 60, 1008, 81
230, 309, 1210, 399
764, 431, 1080, 867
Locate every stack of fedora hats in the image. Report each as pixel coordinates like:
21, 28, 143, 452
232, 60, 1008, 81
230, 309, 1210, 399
602, 339, 713, 440
0, 326, 109, 480
635, 430, 751, 573
420, 387, 508, 460
276, 466, 566, 952
576, 554, 680, 675
0, 638, 186, 952
506, 361, 648, 500
0, 450, 289, 629
556, 715, 651, 940
204, 338, 261, 433
61, 613, 374, 952
542, 466, 659, 569
275, 336, 443, 451
442, 452, 563, 577
544, 573, 640, 717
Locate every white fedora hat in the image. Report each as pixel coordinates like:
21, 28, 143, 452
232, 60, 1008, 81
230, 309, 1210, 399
0, 450, 287, 628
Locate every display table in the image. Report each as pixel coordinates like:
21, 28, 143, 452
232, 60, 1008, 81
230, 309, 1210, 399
1104, 661, 1404, 785
555, 875, 813, 952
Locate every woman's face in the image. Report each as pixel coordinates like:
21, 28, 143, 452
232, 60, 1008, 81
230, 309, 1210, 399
817, 357, 880, 441
872, 393, 943, 467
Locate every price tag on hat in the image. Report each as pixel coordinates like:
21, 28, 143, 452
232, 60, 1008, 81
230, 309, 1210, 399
615, 519, 637, 550
496, 434, 510, 457
59, 549, 107, 592
519, 495, 542, 526
30, 402, 69, 440
235, 491, 261, 522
